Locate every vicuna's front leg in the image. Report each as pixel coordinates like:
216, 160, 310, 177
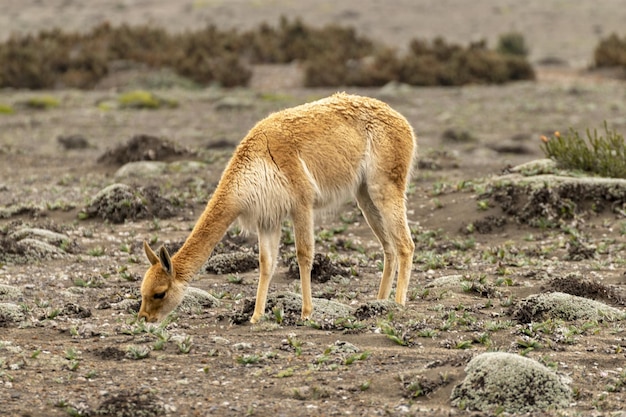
291, 207, 315, 320
251, 227, 281, 323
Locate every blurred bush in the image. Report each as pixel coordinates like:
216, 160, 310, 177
306, 37, 534, 87
398, 38, 534, 86
242, 16, 374, 64
594, 33, 626, 69
0, 18, 535, 89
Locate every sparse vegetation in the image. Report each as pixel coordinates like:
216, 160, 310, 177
1, 5, 626, 415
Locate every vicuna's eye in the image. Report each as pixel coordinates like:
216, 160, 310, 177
153, 292, 166, 300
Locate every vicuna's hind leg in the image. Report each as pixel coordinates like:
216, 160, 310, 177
362, 182, 415, 305
356, 184, 397, 300
291, 206, 315, 320
251, 227, 281, 323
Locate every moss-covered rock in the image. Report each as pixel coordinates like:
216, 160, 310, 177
270, 292, 352, 321
81, 183, 148, 223
205, 252, 259, 275
512, 291, 625, 323
0, 302, 25, 327
0, 225, 73, 263
232, 291, 352, 325
8, 227, 70, 246
81, 183, 179, 223
177, 286, 220, 314
451, 352, 572, 413
114, 161, 168, 179
0, 284, 23, 301
507, 158, 559, 176
425, 275, 465, 290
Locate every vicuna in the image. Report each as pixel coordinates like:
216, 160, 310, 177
139, 92, 417, 323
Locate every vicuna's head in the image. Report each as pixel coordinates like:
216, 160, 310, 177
138, 242, 186, 322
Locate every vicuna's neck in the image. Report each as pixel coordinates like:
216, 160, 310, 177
172, 189, 240, 280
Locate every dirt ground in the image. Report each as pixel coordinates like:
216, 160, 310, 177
1, 1, 626, 416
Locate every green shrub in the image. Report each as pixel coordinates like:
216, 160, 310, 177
540, 123, 626, 178
594, 33, 626, 68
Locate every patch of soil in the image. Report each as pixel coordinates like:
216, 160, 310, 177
544, 273, 625, 305
57, 134, 91, 150
81, 184, 180, 223
286, 253, 350, 283
97, 134, 196, 165
94, 389, 165, 417
228, 297, 256, 325
489, 180, 626, 226
425, 352, 473, 369
60, 302, 92, 318
93, 346, 127, 361
353, 300, 399, 320
565, 237, 597, 261
401, 373, 452, 399
470, 215, 507, 234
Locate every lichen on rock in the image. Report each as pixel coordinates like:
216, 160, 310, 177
450, 352, 572, 413
511, 291, 625, 323
204, 251, 258, 275
81, 183, 179, 223
177, 286, 220, 314
0, 302, 25, 327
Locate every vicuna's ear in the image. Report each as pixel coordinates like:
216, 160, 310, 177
159, 246, 175, 277
144, 241, 159, 265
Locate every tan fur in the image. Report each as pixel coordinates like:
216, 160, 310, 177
138, 92, 417, 323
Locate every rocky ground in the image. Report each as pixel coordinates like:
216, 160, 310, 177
1, 1, 626, 416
